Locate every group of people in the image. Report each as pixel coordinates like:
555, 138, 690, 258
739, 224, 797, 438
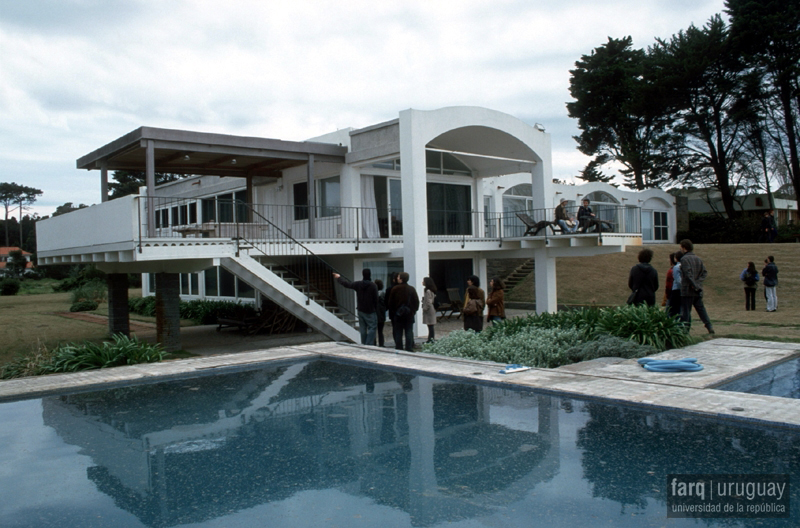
555, 198, 599, 234
334, 269, 422, 352
739, 256, 779, 312
760, 210, 779, 243
334, 269, 507, 352
460, 275, 506, 333
628, 239, 715, 334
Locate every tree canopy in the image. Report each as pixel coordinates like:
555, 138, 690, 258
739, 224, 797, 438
568, 5, 799, 216
109, 171, 183, 199
0, 182, 42, 247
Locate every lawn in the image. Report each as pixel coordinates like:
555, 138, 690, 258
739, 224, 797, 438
1, 243, 798, 368
0, 288, 160, 366
507, 243, 800, 341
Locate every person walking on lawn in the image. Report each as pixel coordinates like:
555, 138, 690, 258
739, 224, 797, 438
679, 239, 714, 334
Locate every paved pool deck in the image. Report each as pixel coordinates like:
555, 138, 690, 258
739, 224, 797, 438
1, 338, 798, 429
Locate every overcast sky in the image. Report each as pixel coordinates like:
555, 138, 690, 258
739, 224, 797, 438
0, 0, 727, 218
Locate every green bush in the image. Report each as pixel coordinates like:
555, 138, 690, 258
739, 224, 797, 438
0, 334, 166, 379
424, 304, 691, 369
129, 297, 258, 324
69, 300, 99, 312
70, 279, 107, 303
563, 334, 656, 363
0, 278, 21, 296
424, 327, 587, 368
678, 212, 763, 244
128, 295, 157, 316
593, 304, 694, 350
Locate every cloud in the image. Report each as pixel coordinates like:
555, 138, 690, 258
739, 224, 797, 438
0, 0, 727, 213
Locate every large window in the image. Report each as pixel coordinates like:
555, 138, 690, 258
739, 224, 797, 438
318, 176, 340, 217
201, 191, 246, 223
654, 211, 669, 241
293, 182, 308, 221
427, 183, 471, 236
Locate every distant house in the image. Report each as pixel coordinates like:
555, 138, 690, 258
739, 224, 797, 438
37, 106, 653, 350
675, 188, 798, 226
0, 247, 33, 275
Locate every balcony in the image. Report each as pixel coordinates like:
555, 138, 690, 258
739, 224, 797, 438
37, 195, 642, 265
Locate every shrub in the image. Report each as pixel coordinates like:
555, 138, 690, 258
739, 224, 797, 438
129, 297, 258, 324
592, 304, 694, 351
70, 300, 99, 312
42, 335, 166, 373
0, 334, 166, 379
563, 334, 656, 363
128, 296, 157, 316
0, 278, 21, 296
70, 279, 107, 303
424, 327, 587, 368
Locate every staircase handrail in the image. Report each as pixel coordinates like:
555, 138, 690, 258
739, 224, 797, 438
233, 200, 356, 318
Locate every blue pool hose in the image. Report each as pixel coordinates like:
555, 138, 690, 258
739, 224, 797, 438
637, 357, 704, 372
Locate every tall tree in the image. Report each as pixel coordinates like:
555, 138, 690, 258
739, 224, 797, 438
650, 15, 750, 218
727, 0, 800, 211
0, 182, 42, 247
109, 171, 182, 199
567, 37, 672, 190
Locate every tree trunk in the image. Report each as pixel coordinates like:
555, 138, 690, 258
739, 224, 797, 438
779, 79, 800, 213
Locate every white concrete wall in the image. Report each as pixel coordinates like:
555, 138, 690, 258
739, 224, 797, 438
37, 195, 139, 255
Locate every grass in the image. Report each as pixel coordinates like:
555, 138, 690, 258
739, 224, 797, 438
0, 288, 176, 367
506, 243, 800, 342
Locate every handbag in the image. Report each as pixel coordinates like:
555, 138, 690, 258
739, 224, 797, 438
626, 289, 638, 305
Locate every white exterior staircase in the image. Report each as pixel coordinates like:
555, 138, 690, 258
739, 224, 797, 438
219, 255, 360, 343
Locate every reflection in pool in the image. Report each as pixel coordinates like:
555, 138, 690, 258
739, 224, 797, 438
0, 359, 798, 527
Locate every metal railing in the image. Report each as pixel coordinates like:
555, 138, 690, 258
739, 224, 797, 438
137, 197, 641, 246
137, 196, 357, 319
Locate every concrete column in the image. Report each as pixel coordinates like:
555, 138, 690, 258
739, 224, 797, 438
106, 274, 130, 337
155, 273, 182, 352
399, 110, 430, 336
145, 139, 156, 237
100, 161, 108, 203
534, 250, 557, 314
307, 154, 316, 238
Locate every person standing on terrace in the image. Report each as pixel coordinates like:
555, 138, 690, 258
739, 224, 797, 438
333, 269, 378, 345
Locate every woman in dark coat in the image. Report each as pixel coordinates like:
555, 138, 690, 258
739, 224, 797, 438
628, 248, 659, 306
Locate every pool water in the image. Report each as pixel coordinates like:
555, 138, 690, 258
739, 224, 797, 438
1, 359, 798, 527
717, 358, 800, 399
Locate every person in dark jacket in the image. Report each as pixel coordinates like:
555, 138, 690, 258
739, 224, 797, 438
333, 269, 378, 345
762, 256, 779, 312
375, 279, 386, 346
679, 239, 714, 334
387, 272, 420, 352
627, 248, 659, 306
577, 199, 596, 233
739, 261, 759, 311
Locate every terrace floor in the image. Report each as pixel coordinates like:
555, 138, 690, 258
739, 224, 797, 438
1, 335, 798, 430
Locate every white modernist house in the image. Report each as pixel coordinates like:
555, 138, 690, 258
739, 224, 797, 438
37, 107, 645, 350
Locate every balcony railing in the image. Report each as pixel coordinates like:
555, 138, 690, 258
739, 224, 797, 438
137, 197, 641, 245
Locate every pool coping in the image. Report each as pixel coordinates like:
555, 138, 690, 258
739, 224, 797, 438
1, 338, 799, 430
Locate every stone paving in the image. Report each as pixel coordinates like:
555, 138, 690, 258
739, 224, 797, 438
1, 337, 798, 430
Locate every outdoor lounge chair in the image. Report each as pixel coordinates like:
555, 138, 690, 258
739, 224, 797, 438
516, 212, 557, 236
446, 288, 464, 320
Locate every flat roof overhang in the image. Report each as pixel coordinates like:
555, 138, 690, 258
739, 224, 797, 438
77, 127, 348, 177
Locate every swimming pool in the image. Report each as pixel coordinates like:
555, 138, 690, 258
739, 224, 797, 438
717, 357, 800, 399
1, 359, 797, 527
